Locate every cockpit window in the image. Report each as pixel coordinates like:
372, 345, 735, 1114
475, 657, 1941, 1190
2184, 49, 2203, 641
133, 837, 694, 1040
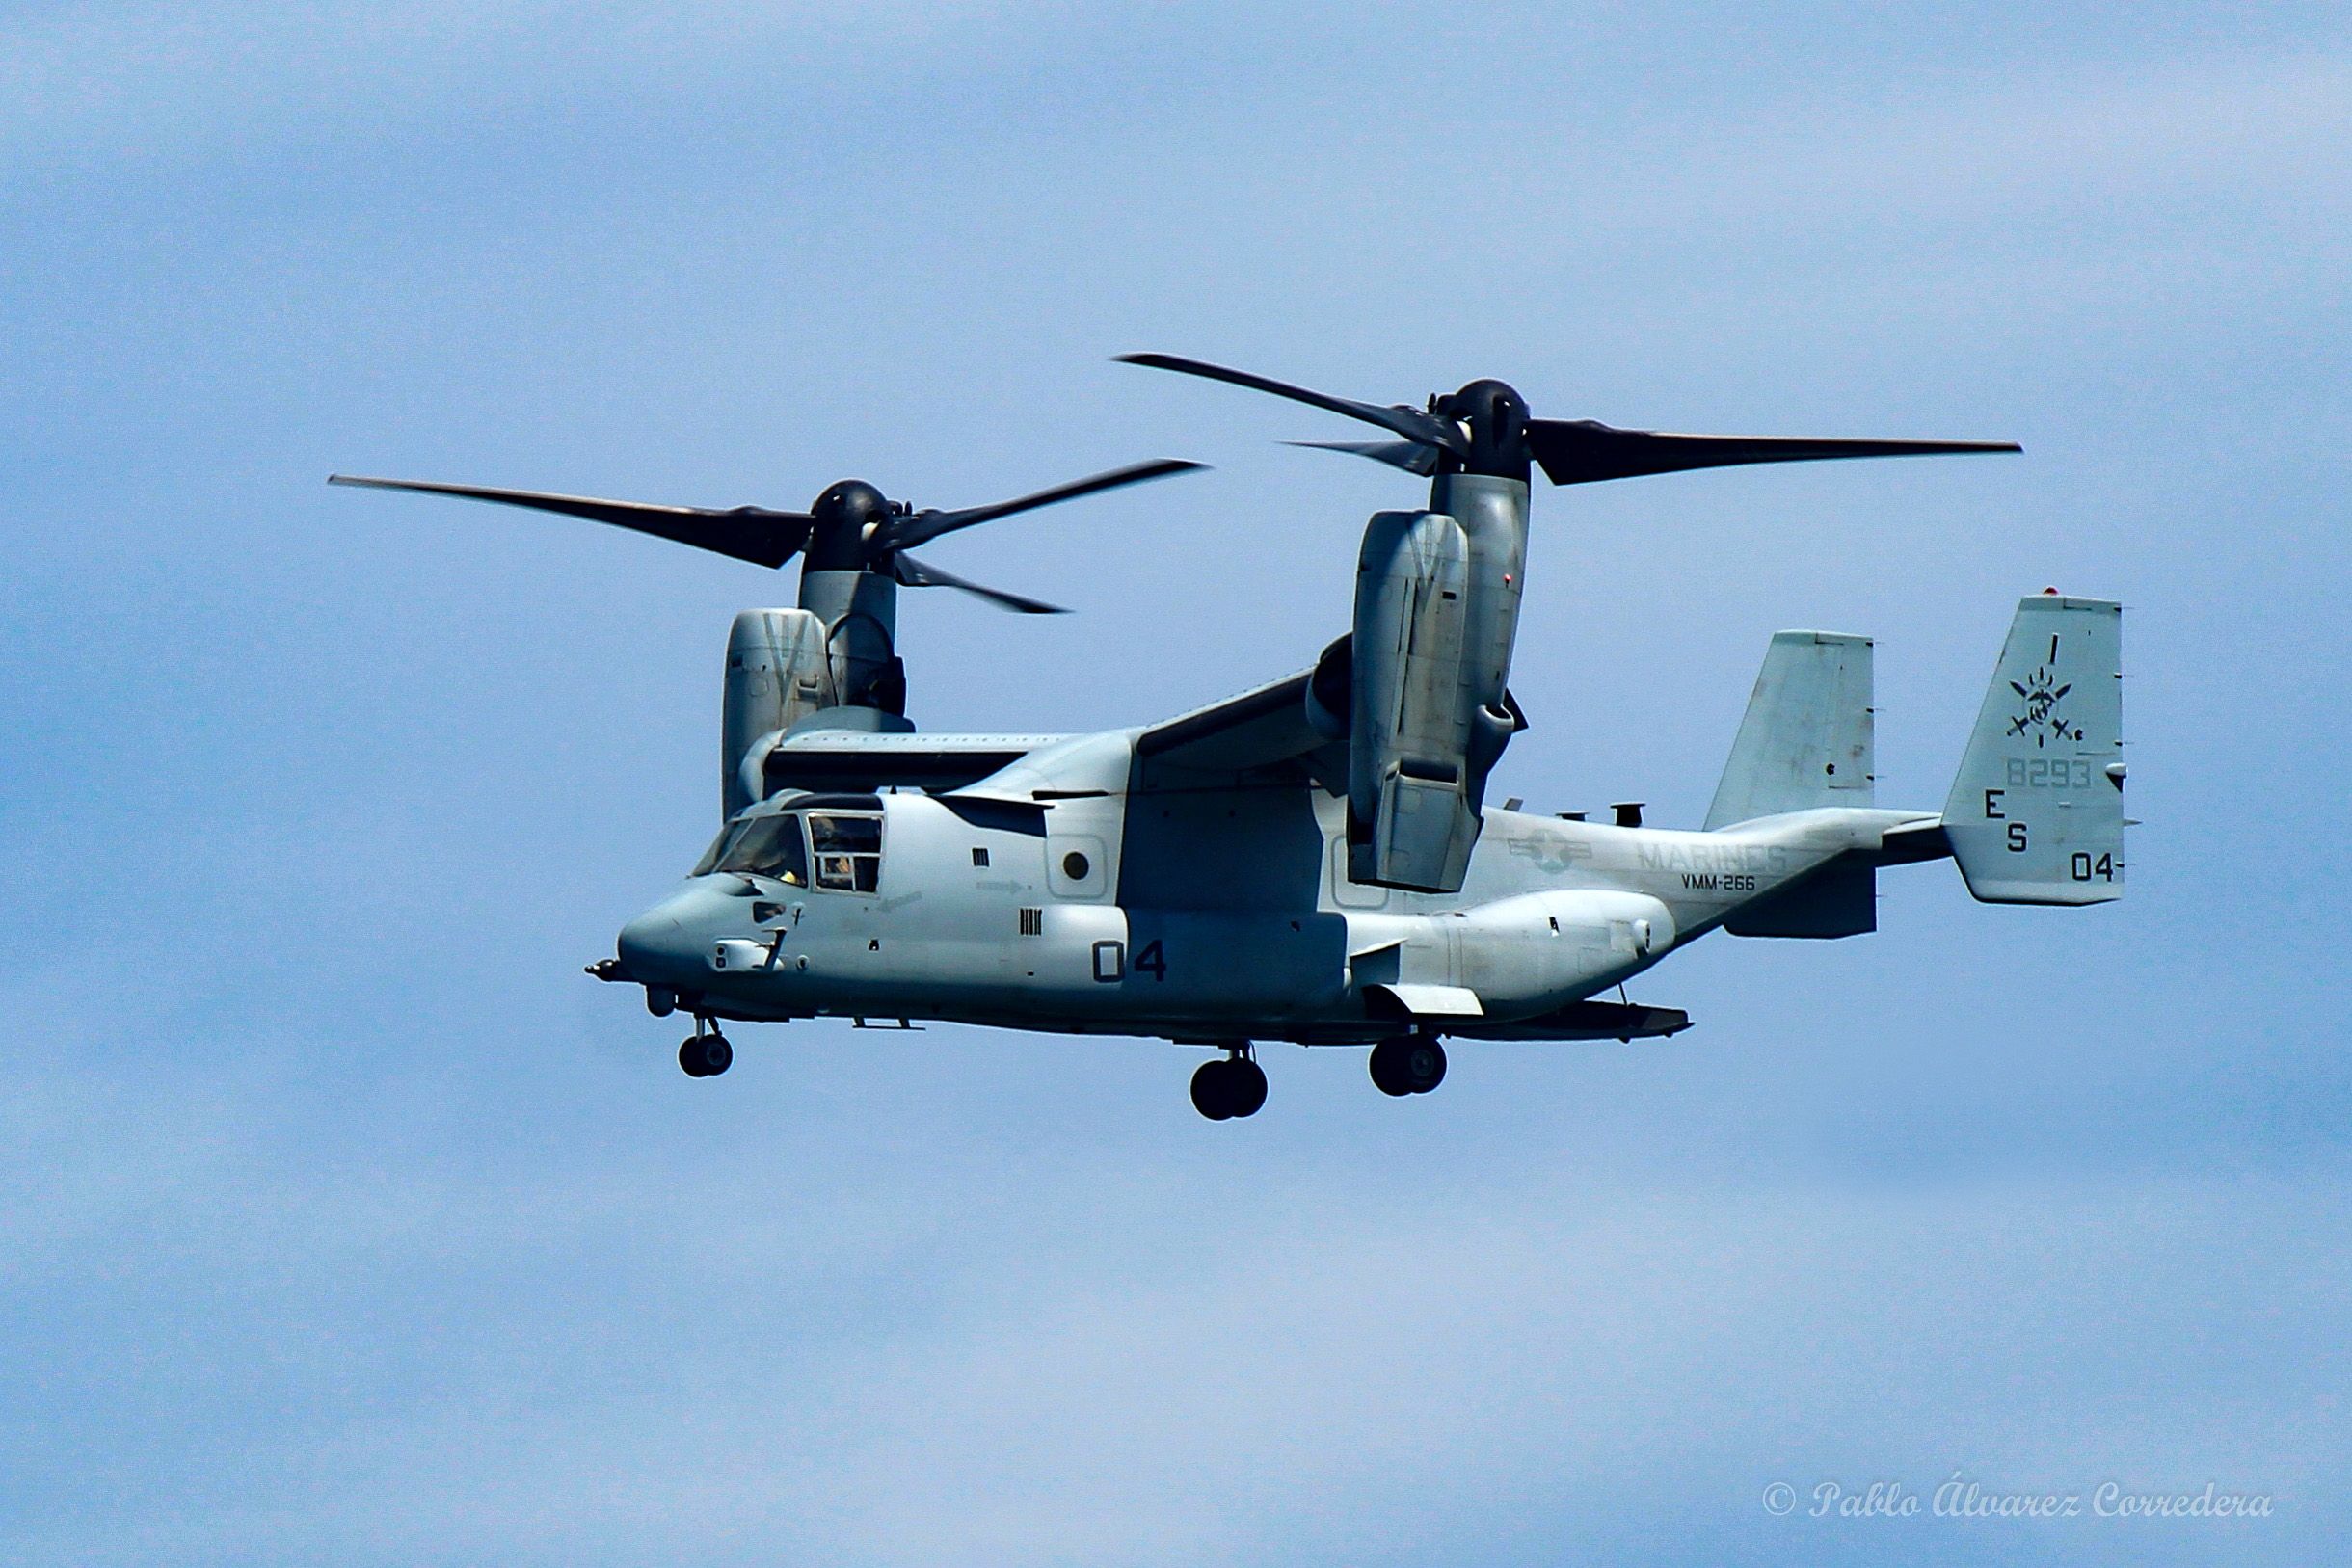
691, 825, 735, 877
808, 812, 882, 893
709, 813, 810, 886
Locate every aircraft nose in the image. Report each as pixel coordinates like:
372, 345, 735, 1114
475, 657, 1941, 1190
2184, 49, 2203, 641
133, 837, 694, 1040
616, 888, 712, 988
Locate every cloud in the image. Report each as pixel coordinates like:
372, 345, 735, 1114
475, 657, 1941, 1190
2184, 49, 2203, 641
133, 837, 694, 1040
0, 0, 1034, 154
3, 1051, 2343, 1566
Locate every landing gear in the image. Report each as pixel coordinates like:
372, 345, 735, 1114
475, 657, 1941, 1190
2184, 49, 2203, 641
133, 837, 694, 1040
680, 1027, 733, 1077
1189, 1048, 1268, 1120
1226, 1056, 1268, 1117
1369, 1036, 1446, 1097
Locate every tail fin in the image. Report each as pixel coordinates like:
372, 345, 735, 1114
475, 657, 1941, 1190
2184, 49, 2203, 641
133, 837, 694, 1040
1705, 631, 1874, 829
1943, 594, 2124, 904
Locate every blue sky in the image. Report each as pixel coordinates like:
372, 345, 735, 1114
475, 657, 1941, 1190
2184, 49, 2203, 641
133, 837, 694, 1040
2, 3, 2347, 1562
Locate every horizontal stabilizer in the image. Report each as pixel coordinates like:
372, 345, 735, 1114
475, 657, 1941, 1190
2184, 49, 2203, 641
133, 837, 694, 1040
1944, 595, 2125, 904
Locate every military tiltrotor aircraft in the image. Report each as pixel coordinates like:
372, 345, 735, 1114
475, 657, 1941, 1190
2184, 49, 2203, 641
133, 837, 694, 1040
333, 354, 2124, 1119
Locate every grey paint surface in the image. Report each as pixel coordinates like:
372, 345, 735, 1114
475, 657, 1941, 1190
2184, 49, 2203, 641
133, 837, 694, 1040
1705, 629, 1875, 829
619, 597, 2115, 1050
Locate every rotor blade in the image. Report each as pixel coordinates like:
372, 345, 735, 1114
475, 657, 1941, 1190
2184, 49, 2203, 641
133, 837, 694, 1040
1283, 438, 1444, 476
890, 551, 1067, 614
327, 474, 813, 569
1116, 353, 1467, 456
1522, 422, 2021, 487
877, 458, 1206, 551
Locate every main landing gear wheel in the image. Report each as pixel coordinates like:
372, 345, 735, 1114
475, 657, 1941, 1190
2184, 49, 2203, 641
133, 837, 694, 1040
1369, 1037, 1446, 1097
1226, 1057, 1268, 1117
680, 1033, 734, 1077
1189, 1054, 1268, 1120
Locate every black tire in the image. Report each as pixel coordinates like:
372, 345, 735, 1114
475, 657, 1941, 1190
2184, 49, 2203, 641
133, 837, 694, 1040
1225, 1058, 1269, 1118
1368, 1038, 1414, 1097
1189, 1058, 1235, 1120
1402, 1038, 1446, 1093
681, 1034, 733, 1077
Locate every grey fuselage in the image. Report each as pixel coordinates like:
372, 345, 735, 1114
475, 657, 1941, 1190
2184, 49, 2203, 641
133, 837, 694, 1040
617, 726, 1929, 1046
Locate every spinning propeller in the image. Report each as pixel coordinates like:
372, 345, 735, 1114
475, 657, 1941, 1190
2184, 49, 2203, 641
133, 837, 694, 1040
328, 458, 1204, 614
1116, 353, 2018, 484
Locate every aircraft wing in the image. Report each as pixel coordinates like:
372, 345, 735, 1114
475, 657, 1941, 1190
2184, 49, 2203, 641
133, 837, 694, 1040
763, 730, 1070, 795
762, 666, 1341, 804
1132, 668, 1343, 790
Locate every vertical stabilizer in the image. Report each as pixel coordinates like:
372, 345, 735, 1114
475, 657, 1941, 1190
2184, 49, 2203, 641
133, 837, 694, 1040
1705, 631, 1875, 829
1942, 595, 2125, 904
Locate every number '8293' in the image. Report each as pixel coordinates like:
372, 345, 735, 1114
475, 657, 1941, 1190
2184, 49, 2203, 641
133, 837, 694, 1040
2008, 757, 2099, 788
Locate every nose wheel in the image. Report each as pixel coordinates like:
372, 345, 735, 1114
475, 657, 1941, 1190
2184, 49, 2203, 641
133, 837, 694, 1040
680, 1026, 734, 1078
1189, 1048, 1268, 1120
1369, 1036, 1446, 1097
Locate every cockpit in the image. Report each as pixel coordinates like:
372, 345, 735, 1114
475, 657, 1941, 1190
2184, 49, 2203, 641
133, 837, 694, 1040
692, 795, 885, 893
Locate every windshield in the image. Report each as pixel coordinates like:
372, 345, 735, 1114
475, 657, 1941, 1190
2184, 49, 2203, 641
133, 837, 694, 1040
700, 813, 810, 885
690, 823, 736, 877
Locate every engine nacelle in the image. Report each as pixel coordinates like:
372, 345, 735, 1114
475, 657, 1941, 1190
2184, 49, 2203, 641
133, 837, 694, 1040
1349, 509, 1472, 890
798, 568, 905, 715
1346, 510, 1504, 891
722, 608, 836, 817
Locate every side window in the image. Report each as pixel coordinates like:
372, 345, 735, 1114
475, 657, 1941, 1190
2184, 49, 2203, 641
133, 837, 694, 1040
808, 812, 882, 893
715, 814, 810, 887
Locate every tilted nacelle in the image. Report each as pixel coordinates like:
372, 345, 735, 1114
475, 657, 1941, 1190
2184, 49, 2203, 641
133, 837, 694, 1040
725, 594, 938, 819
722, 609, 836, 818
1336, 472, 1530, 893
